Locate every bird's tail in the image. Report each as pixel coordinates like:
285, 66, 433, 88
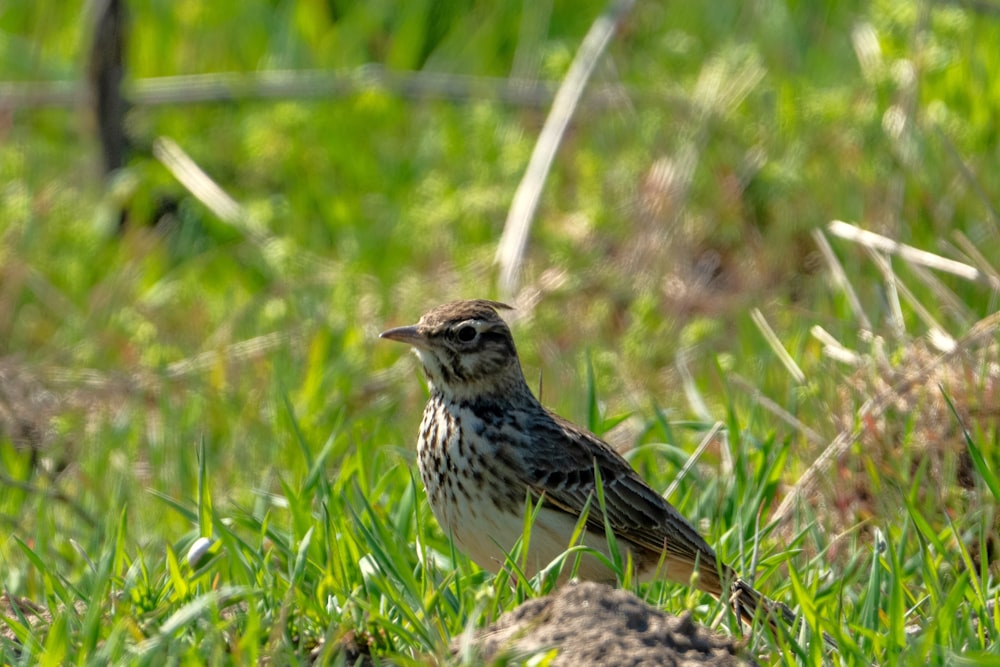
730, 577, 837, 650
731, 577, 796, 627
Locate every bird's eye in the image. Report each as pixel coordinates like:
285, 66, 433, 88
456, 325, 478, 343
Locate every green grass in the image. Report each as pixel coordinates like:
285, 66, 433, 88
2, 0, 1000, 664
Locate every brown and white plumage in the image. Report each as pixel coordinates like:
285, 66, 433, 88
381, 299, 793, 629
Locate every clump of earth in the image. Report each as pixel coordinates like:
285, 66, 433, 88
464, 581, 750, 666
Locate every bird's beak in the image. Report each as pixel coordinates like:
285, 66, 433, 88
379, 325, 426, 348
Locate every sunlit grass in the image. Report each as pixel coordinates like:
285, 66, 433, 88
2, 0, 1000, 664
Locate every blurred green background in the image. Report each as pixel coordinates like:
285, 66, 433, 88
1, 0, 999, 662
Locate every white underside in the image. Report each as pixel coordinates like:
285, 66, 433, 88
442, 501, 631, 584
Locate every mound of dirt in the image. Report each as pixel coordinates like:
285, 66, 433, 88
466, 581, 750, 666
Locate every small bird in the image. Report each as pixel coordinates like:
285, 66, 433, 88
381, 299, 796, 633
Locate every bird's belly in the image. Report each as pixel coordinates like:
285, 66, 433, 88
437, 489, 526, 573
447, 503, 626, 584
418, 421, 616, 578
418, 408, 525, 570
417, 399, 625, 582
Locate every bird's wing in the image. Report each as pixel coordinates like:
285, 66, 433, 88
519, 409, 720, 569
517, 411, 801, 634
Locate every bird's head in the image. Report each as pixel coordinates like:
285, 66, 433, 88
380, 299, 527, 400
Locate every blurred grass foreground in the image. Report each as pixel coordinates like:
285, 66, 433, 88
1, 0, 999, 663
